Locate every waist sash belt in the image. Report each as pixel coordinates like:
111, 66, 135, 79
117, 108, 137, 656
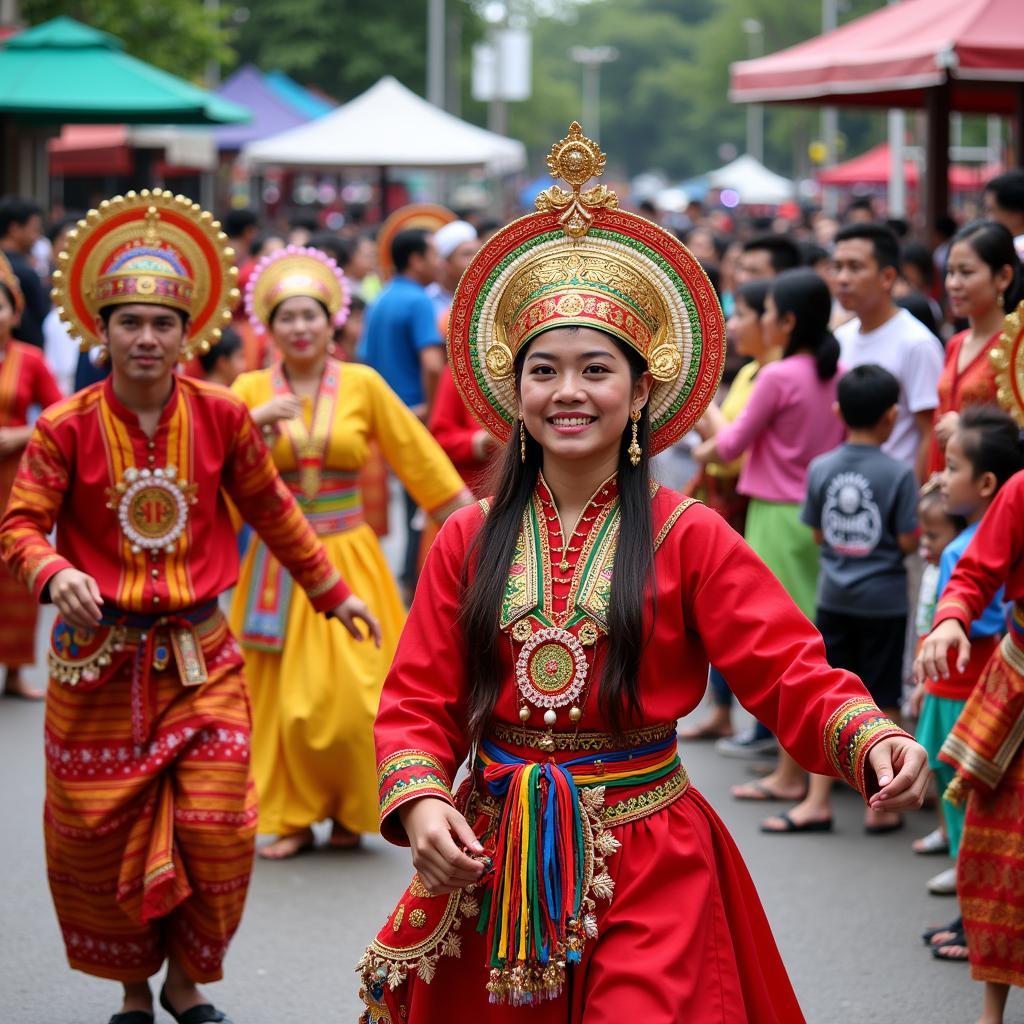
472, 730, 686, 1006
49, 601, 225, 745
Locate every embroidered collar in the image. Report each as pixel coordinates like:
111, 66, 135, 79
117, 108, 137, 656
102, 374, 180, 433
501, 474, 621, 632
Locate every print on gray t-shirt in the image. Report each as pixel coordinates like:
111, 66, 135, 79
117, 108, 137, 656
802, 443, 919, 617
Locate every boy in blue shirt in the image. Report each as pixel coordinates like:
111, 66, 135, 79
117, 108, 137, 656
762, 363, 919, 834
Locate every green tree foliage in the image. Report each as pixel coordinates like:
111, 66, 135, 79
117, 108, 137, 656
232, 0, 485, 103
21, 0, 231, 81
506, 0, 886, 180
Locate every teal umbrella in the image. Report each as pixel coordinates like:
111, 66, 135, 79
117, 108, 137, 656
0, 17, 249, 124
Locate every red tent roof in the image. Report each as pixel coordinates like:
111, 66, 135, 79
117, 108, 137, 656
817, 143, 1000, 191
730, 0, 1024, 114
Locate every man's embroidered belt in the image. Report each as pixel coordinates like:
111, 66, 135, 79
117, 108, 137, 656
470, 728, 687, 1006
281, 469, 364, 535
48, 601, 228, 745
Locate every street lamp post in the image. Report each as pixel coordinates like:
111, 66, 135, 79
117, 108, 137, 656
568, 46, 618, 142
742, 19, 764, 162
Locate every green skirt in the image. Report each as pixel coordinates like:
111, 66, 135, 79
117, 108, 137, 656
917, 692, 966, 858
744, 498, 819, 620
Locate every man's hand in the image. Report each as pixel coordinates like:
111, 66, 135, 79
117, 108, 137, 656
399, 796, 486, 896
251, 394, 302, 429
866, 736, 930, 812
0, 426, 28, 458
49, 568, 103, 631
915, 619, 971, 684
328, 595, 382, 646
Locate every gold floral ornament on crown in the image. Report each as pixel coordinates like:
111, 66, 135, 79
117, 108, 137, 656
52, 189, 239, 361
535, 121, 618, 240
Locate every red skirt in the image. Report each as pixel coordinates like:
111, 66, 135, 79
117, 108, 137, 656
360, 786, 805, 1023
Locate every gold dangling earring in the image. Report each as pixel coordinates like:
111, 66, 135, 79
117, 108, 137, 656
519, 415, 527, 464
627, 409, 642, 468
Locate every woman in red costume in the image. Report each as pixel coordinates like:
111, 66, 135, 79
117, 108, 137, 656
917, 301, 1024, 1024
358, 124, 930, 1024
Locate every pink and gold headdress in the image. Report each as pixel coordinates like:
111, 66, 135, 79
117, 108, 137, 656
244, 244, 351, 335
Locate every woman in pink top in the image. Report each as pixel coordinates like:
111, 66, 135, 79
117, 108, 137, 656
695, 269, 846, 800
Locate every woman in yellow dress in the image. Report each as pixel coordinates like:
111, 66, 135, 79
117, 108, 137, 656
231, 245, 472, 859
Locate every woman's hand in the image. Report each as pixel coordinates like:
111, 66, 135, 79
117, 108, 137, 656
933, 410, 960, 451
49, 568, 103, 631
915, 619, 971, 684
328, 595, 382, 647
251, 394, 303, 428
866, 736, 930, 812
692, 437, 718, 465
399, 797, 486, 896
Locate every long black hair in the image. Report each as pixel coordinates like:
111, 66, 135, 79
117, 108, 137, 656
769, 268, 841, 381
459, 331, 655, 741
949, 220, 1023, 314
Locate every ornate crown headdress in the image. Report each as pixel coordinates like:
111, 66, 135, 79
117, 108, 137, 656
993, 299, 1024, 428
446, 122, 725, 455
52, 189, 238, 358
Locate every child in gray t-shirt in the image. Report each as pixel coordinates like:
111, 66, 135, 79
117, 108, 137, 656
762, 364, 918, 836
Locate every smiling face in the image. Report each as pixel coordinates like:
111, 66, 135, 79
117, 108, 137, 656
518, 326, 652, 474
269, 295, 332, 369
97, 303, 187, 385
944, 239, 1012, 322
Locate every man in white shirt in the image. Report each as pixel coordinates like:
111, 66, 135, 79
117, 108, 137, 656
833, 223, 943, 482
984, 170, 1024, 261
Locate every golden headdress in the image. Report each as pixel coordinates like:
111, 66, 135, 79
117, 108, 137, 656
243, 245, 351, 334
51, 189, 238, 358
447, 122, 726, 455
994, 299, 1024, 428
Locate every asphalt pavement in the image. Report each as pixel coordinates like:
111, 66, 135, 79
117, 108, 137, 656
1, 609, 1018, 1023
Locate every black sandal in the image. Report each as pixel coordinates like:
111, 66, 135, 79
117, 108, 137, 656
922, 916, 962, 945
108, 1013, 154, 1024
159, 987, 233, 1024
931, 932, 969, 962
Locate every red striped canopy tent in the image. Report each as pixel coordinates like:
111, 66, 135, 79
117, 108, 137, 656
730, 0, 1024, 232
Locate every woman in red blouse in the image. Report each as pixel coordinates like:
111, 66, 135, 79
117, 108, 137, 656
0, 264, 62, 698
930, 221, 1021, 473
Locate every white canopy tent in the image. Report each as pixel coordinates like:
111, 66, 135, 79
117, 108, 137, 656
243, 75, 526, 174
706, 154, 795, 205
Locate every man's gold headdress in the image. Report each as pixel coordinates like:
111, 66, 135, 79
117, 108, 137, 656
52, 189, 238, 358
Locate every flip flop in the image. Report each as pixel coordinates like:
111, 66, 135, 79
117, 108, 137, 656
159, 987, 233, 1024
731, 780, 807, 802
931, 933, 969, 962
922, 916, 962, 945
760, 813, 833, 834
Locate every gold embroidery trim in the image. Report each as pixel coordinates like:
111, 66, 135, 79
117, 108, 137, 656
600, 764, 690, 826
487, 720, 677, 752
654, 498, 698, 549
